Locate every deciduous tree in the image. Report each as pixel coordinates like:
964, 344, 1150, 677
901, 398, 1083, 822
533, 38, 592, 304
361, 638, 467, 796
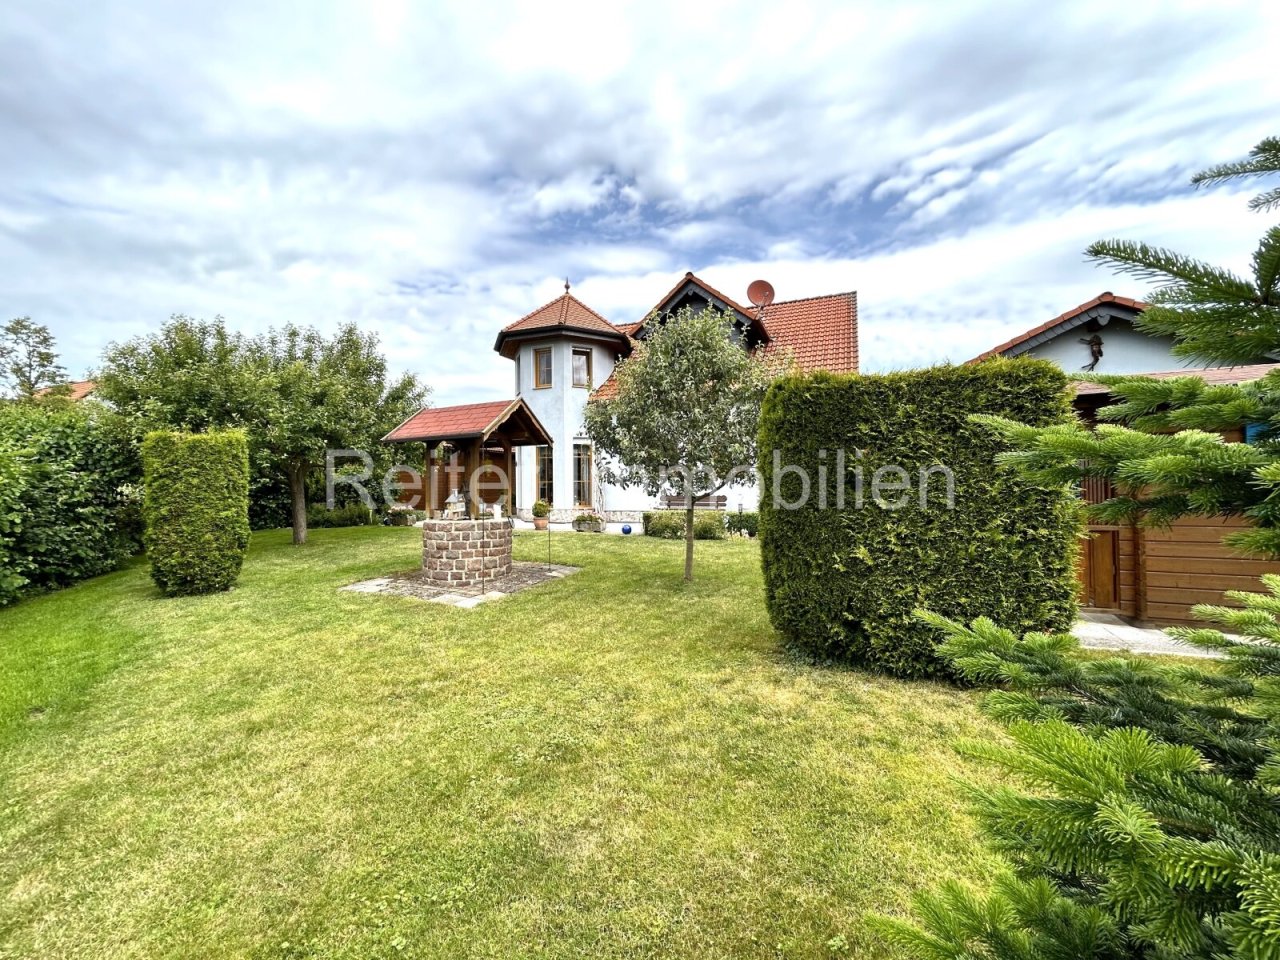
584, 306, 777, 580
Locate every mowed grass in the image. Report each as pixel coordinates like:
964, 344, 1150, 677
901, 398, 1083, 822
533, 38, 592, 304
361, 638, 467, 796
0, 528, 1002, 959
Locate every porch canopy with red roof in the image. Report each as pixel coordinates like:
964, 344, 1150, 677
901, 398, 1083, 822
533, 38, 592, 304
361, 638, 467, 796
381, 398, 552, 516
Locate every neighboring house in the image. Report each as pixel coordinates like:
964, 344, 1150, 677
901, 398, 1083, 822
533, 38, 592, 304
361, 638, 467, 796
970, 291, 1234, 374
32, 379, 97, 401
975, 294, 1279, 626
389, 271, 858, 522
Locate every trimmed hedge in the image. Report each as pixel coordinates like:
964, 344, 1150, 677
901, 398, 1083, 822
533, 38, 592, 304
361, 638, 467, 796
725, 511, 759, 538
643, 510, 727, 540
759, 360, 1080, 677
142, 430, 251, 596
0, 402, 141, 605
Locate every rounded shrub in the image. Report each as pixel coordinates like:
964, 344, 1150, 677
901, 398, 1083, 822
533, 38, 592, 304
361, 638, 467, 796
642, 510, 726, 540
142, 430, 251, 596
758, 360, 1080, 677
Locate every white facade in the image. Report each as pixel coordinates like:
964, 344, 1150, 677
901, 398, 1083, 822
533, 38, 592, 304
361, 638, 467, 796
996, 297, 1229, 376
509, 334, 759, 521
510, 336, 641, 521
1020, 316, 1226, 375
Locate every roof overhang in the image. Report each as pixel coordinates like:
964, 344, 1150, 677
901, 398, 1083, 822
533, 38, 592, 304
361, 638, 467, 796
970, 295, 1147, 364
493, 325, 631, 360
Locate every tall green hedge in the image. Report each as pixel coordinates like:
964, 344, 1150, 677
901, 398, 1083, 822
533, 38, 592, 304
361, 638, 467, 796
0, 402, 142, 605
142, 430, 251, 596
759, 360, 1080, 677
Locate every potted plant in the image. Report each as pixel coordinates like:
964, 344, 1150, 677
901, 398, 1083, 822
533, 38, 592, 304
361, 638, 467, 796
532, 499, 550, 530
572, 512, 604, 533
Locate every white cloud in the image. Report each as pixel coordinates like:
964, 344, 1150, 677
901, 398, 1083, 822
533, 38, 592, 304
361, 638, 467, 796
0, 0, 1277, 407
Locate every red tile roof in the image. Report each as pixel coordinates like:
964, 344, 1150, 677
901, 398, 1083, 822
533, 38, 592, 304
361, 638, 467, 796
971, 292, 1148, 363
589, 290, 859, 401
493, 290, 632, 360
1073, 363, 1279, 395
590, 371, 621, 401
34, 379, 96, 400
383, 399, 516, 443
762, 292, 859, 374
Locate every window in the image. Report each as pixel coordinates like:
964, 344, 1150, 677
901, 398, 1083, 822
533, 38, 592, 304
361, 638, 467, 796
534, 347, 553, 389
536, 445, 553, 504
573, 443, 592, 507
572, 348, 592, 388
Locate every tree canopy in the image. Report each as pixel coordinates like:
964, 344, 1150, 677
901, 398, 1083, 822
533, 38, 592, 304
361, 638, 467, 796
98, 316, 426, 544
1, 317, 66, 400
584, 305, 778, 579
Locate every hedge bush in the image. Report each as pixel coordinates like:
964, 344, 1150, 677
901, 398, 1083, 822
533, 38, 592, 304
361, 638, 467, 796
725, 511, 759, 537
306, 502, 375, 528
0, 402, 142, 605
759, 360, 1080, 677
642, 510, 726, 540
142, 430, 251, 596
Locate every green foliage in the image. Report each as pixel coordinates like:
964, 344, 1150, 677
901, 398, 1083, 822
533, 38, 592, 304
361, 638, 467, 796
0, 402, 141, 605
759, 360, 1080, 677
531, 499, 550, 518
889, 581, 1280, 959
584, 305, 778, 579
725, 511, 759, 537
98, 316, 427, 543
306, 502, 375, 528
142, 430, 250, 596
642, 510, 725, 540
0, 317, 65, 399
0, 447, 28, 604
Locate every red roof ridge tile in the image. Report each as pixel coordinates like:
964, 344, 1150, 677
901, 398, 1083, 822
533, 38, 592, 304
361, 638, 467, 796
768, 290, 857, 307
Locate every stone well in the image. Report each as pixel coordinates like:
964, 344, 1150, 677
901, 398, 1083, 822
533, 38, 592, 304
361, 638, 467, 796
421, 518, 512, 588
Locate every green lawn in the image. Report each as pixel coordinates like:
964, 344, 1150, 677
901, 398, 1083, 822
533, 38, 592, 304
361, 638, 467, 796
0, 528, 1002, 959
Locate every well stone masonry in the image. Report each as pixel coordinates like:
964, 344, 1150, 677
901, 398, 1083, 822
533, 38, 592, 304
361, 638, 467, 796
421, 518, 513, 588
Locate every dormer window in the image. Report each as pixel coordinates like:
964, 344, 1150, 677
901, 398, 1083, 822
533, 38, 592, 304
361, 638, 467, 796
572, 348, 592, 389
534, 347, 553, 389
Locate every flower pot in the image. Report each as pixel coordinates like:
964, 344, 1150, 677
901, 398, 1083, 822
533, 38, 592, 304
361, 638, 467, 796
572, 519, 603, 533
533, 517, 549, 531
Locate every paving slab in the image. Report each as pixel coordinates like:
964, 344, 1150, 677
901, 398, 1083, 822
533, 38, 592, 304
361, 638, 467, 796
1072, 613, 1222, 658
341, 561, 579, 609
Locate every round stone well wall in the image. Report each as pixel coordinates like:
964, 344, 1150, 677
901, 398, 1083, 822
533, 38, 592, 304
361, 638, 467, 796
421, 518, 512, 588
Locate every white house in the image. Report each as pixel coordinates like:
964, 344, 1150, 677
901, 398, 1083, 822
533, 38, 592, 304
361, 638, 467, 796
969, 291, 1231, 374
387, 271, 859, 522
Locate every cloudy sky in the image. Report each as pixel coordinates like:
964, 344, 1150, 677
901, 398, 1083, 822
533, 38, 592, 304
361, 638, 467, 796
3, 1, 1277, 405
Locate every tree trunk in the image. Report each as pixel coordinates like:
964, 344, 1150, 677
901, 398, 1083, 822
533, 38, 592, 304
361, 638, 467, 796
288, 459, 308, 546
684, 501, 695, 582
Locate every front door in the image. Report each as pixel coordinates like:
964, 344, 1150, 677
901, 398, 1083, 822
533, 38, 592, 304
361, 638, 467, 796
1078, 527, 1120, 610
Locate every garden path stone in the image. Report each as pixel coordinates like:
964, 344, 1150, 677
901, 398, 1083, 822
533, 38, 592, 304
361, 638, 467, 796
341, 561, 578, 608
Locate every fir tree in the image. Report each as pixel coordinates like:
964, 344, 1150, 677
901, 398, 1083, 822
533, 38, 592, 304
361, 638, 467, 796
875, 585, 1280, 959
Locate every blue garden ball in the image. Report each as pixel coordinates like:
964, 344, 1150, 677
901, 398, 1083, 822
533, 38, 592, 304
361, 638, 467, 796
621, 524, 632, 535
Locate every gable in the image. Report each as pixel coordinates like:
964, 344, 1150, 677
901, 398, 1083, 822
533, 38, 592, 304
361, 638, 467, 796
641, 272, 768, 350
971, 292, 1147, 363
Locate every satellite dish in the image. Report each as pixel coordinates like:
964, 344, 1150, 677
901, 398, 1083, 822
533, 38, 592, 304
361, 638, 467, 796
747, 279, 775, 308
